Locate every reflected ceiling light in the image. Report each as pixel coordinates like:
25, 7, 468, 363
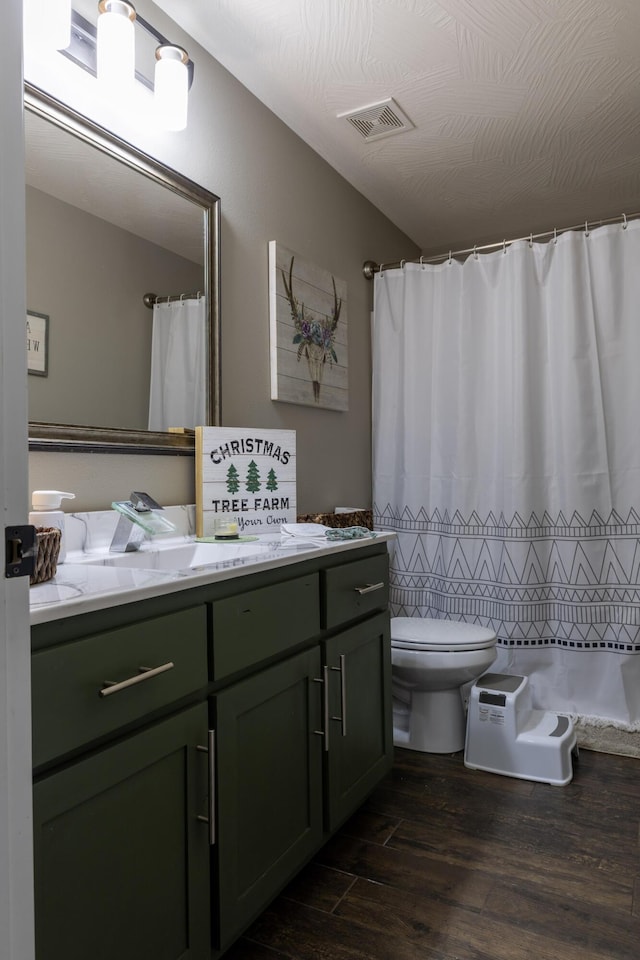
25, 0, 72, 51
155, 44, 189, 132
97, 0, 136, 94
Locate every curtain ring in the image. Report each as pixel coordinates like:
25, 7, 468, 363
502, 239, 507, 254
379, 263, 385, 277
419, 255, 424, 267
553, 227, 558, 244
529, 233, 533, 248
473, 245, 478, 260
622, 213, 628, 230
400, 260, 406, 269
448, 250, 453, 265
584, 220, 590, 238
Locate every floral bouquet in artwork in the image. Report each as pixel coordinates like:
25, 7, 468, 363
282, 256, 342, 402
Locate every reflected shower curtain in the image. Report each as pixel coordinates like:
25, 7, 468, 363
148, 297, 206, 431
372, 221, 640, 728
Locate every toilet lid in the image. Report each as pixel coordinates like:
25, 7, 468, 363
391, 617, 497, 652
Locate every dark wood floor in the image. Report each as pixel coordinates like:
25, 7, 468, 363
225, 746, 640, 960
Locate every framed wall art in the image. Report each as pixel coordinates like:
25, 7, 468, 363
27, 310, 49, 377
269, 241, 348, 411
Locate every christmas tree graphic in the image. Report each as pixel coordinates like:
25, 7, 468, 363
266, 468, 278, 492
226, 464, 240, 494
245, 460, 261, 493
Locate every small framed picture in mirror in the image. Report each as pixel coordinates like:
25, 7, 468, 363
27, 310, 48, 377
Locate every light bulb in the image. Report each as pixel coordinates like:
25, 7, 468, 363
97, 0, 136, 95
155, 45, 189, 132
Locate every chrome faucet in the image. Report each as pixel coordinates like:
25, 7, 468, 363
110, 491, 176, 552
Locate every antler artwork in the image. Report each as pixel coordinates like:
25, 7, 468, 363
281, 256, 342, 402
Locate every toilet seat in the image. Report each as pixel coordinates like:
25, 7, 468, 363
391, 617, 496, 652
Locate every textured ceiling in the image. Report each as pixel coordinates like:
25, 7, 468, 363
156, 0, 640, 257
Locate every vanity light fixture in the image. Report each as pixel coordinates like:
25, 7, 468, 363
154, 44, 189, 131
96, 0, 136, 95
51, 3, 194, 131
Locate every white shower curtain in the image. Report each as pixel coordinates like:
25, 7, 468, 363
148, 297, 206, 431
372, 221, 640, 729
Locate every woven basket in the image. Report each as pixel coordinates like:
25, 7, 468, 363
296, 510, 373, 530
30, 527, 61, 586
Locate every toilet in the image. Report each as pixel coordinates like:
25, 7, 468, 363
391, 617, 497, 754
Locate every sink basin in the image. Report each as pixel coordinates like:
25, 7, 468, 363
86, 540, 275, 571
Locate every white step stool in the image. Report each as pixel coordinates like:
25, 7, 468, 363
464, 672, 577, 786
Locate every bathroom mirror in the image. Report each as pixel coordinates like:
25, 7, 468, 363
24, 83, 220, 454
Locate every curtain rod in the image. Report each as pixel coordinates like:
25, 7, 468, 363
362, 212, 640, 279
142, 291, 203, 309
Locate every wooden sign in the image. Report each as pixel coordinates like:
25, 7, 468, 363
195, 427, 296, 537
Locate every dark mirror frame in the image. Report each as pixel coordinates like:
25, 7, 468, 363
25, 83, 221, 455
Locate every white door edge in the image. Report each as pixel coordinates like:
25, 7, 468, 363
0, 2, 36, 958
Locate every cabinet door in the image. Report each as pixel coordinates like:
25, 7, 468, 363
325, 612, 393, 832
214, 646, 323, 952
33, 703, 210, 960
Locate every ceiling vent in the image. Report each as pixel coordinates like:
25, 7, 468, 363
338, 98, 414, 142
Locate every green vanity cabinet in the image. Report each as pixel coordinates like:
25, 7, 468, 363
31, 540, 393, 960
212, 645, 324, 954
32, 702, 211, 960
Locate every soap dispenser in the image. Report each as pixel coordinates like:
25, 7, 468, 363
29, 490, 76, 563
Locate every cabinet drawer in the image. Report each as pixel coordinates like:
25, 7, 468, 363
211, 574, 320, 680
322, 552, 389, 629
32, 606, 207, 769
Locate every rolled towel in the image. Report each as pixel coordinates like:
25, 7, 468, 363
281, 522, 331, 539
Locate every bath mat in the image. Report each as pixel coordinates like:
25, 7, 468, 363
571, 718, 640, 759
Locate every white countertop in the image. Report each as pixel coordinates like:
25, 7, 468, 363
30, 532, 395, 626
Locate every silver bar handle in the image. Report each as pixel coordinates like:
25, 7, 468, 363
196, 729, 216, 845
99, 661, 174, 697
312, 665, 330, 751
354, 581, 385, 595
330, 654, 347, 737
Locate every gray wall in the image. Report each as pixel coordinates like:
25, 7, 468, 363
26, 186, 202, 430
28, 0, 418, 514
